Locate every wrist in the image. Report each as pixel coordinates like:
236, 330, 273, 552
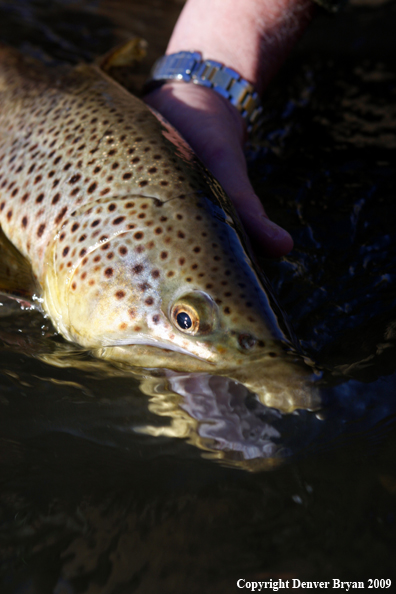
166, 0, 314, 94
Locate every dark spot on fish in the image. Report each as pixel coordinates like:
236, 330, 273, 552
161, 251, 168, 260
113, 216, 125, 225
80, 249, 87, 258
37, 223, 45, 237
133, 264, 144, 274
123, 173, 132, 180
104, 268, 113, 277
6, 210, 12, 220
139, 180, 148, 187
22, 216, 28, 228
108, 204, 116, 212
152, 315, 160, 324
69, 174, 81, 184
115, 290, 125, 299
119, 246, 127, 256
151, 270, 160, 278
224, 307, 231, 314
71, 223, 79, 232
55, 207, 67, 225
134, 232, 143, 240
62, 247, 69, 257
52, 193, 60, 204
139, 283, 150, 292
88, 182, 97, 193
145, 297, 154, 305
177, 231, 185, 239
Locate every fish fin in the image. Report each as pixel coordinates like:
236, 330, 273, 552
0, 227, 39, 303
98, 38, 148, 95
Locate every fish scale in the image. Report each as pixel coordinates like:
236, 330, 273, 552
0, 44, 315, 410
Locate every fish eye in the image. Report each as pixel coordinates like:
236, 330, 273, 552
170, 292, 217, 336
176, 311, 192, 330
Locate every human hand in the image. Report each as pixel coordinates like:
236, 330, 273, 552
145, 82, 293, 258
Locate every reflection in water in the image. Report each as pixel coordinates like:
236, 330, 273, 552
0, 0, 396, 590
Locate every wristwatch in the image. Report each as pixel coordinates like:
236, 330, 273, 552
145, 51, 263, 134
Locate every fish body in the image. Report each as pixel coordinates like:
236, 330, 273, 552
0, 45, 315, 410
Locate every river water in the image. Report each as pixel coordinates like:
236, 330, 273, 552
0, 0, 396, 591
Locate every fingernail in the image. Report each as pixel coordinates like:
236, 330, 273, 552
260, 216, 291, 241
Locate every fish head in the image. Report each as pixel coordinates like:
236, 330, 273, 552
44, 188, 293, 376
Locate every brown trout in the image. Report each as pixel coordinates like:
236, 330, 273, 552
0, 44, 316, 411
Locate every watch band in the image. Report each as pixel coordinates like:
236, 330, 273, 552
145, 51, 263, 134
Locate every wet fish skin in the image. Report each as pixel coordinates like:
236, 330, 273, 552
0, 45, 314, 408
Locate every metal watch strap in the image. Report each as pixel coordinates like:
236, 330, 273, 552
145, 51, 263, 134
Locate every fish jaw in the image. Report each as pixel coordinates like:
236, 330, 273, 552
95, 345, 317, 413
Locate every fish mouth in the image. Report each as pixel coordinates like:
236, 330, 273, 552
105, 337, 210, 361
95, 342, 217, 374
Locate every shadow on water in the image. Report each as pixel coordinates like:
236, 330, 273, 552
0, 0, 396, 591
